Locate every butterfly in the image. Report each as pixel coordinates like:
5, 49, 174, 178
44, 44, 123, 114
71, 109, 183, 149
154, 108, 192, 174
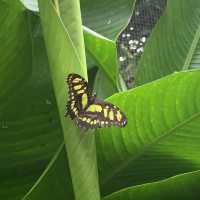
65, 73, 127, 129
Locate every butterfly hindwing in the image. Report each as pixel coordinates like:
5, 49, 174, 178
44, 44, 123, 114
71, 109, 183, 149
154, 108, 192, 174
81, 99, 127, 128
65, 73, 127, 129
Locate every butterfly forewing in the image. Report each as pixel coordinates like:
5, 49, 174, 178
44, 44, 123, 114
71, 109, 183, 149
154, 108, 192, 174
65, 73, 90, 119
65, 73, 127, 129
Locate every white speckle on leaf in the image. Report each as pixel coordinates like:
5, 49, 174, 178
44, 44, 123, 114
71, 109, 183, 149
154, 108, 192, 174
2, 121, 8, 129
46, 99, 52, 105
107, 19, 112, 24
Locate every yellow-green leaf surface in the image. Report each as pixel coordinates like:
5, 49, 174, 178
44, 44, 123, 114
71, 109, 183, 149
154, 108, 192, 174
97, 70, 200, 195
103, 170, 200, 200
37, 1, 101, 200
0, 2, 62, 199
136, 0, 200, 85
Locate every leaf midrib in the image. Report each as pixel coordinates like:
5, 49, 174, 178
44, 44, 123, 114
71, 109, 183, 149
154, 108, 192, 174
102, 111, 200, 185
183, 24, 200, 69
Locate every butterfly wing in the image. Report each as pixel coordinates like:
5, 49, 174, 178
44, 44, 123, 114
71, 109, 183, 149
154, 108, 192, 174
75, 98, 127, 129
65, 73, 127, 129
65, 73, 90, 119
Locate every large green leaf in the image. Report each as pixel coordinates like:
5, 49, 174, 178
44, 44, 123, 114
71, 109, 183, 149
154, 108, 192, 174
29, 69, 200, 198
93, 69, 117, 99
84, 27, 118, 84
60, 2, 119, 87
103, 170, 200, 199
0, 2, 62, 200
23, 144, 74, 200
80, 0, 134, 39
21, 0, 135, 85
21, 0, 135, 40
97, 70, 200, 195
136, 0, 200, 85
0, 0, 135, 199
37, 1, 101, 200
4, 1, 200, 200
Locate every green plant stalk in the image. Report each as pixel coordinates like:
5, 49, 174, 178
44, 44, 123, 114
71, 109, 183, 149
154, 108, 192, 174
38, 0, 101, 200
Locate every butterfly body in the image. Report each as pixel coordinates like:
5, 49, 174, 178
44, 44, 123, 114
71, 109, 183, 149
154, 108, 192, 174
65, 73, 127, 129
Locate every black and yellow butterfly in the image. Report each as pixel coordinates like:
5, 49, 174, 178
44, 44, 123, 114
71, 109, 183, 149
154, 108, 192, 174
65, 73, 127, 129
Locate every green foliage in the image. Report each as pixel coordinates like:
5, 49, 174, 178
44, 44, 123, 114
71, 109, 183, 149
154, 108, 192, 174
104, 170, 200, 200
135, 0, 200, 85
1, 0, 200, 200
0, 2, 62, 199
98, 70, 200, 195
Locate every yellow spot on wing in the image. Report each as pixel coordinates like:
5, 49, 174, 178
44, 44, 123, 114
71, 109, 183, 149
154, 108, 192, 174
87, 104, 102, 112
103, 108, 108, 117
109, 110, 114, 120
81, 93, 88, 109
82, 117, 87, 121
116, 111, 122, 121
72, 78, 81, 83
71, 101, 75, 108
73, 109, 78, 116
93, 120, 97, 124
86, 118, 91, 123
77, 90, 84, 94
74, 85, 82, 90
